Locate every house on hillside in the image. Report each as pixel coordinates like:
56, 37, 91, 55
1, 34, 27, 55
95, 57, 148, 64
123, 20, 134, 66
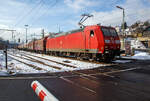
143, 26, 150, 37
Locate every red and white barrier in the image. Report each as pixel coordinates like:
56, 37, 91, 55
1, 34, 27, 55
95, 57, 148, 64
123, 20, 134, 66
31, 81, 59, 101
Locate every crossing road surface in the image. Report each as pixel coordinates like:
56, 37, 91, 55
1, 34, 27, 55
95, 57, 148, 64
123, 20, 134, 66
0, 60, 150, 101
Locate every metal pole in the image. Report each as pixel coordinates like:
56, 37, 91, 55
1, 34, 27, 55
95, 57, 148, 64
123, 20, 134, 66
123, 9, 125, 50
34, 33, 35, 40
12, 31, 13, 42
5, 45, 7, 69
116, 6, 125, 50
26, 27, 27, 43
42, 29, 44, 38
123, 9, 125, 35
25, 25, 28, 43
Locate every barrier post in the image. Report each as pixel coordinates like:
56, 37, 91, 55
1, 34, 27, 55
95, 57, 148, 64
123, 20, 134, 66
31, 81, 59, 101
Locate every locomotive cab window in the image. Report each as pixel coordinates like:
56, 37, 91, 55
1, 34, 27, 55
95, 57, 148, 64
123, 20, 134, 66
90, 30, 94, 37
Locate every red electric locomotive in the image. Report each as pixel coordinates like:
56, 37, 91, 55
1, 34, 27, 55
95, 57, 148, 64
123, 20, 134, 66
46, 25, 120, 61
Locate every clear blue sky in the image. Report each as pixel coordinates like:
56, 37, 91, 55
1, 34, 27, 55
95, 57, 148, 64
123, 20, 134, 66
0, 0, 149, 41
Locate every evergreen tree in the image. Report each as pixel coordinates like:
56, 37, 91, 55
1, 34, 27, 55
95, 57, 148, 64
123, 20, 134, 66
144, 20, 150, 26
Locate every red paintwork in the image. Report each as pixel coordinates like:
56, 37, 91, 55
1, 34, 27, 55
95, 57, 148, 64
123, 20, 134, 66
39, 90, 46, 101
46, 25, 120, 54
32, 83, 38, 92
46, 31, 87, 51
85, 25, 105, 53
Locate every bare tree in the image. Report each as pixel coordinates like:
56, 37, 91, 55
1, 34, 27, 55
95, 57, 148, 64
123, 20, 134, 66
0, 37, 3, 41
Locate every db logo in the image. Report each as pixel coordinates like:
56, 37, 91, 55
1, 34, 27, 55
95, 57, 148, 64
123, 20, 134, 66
60, 41, 62, 44
111, 38, 114, 43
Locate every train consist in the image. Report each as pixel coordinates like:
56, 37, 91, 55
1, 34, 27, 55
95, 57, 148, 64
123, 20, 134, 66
18, 25, 121, 61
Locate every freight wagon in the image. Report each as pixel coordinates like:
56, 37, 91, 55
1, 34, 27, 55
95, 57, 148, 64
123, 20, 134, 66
34, 37, 48, 53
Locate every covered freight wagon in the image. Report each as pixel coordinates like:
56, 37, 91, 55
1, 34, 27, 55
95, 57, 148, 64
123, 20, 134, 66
34, 37, 48, 53
27, 41, 35, 51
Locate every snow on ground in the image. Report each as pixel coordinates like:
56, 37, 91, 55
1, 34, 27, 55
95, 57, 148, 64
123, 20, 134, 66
0, 50, 46, 74
2, 49, 149, 74
0, 49, 107, 74
19, 50, 106, 71
15, 53, 75, 72
131, 51, 150, 60
8, 54, 60, 72
130, 39, 146, 49
112, 60, 132, 63
7, 59, 46, 74
120, 51, 150, 60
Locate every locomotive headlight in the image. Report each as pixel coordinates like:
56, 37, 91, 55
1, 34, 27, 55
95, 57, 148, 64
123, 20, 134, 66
105, 40, 110, 43
105, 46, 108, 48
115, 40, 120, 44
105, 51, 109, 53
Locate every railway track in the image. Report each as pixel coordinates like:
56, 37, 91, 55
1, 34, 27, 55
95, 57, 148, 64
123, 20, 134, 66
19, 50, 113, 65
19, 51, 118, 68
8, 53, 61, 70
8, 50, 135, 78
19, 52, 78, 68
8, 55, 46, 71
18, 50, 137, 73
13, 50, 111, 69
9, 50, 136, 75
7, 51, 128, 74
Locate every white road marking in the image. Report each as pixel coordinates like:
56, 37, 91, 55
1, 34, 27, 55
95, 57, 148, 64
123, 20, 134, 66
60, 77, 97, 94
90, 67, 141, 76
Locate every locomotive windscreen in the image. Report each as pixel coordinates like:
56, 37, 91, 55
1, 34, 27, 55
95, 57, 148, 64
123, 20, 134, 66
101, 27, 118, 37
